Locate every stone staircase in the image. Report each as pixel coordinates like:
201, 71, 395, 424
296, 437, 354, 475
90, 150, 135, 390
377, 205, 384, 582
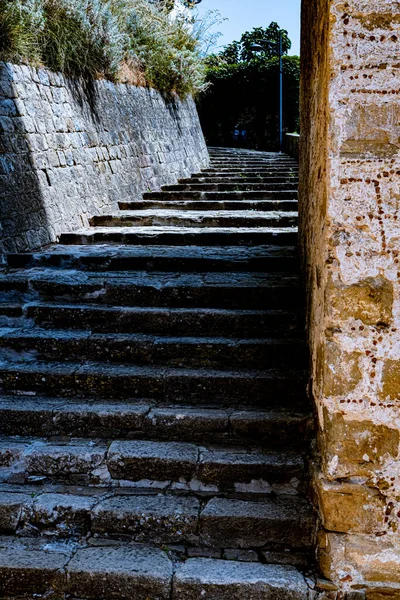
0, 147, 315, 598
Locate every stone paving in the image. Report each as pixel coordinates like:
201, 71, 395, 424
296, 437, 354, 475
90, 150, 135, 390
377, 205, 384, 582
0, 147, 340, 598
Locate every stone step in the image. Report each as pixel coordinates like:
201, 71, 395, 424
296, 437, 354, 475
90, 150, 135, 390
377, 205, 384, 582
195, 169, 299, 177
178, 176, 299, 184
4, 269, 301, 309
0, 487, 313, 548
27, 304, 303, 338
0, 361, 307, 407
207, 164, 298, 171
7, 244, 299, 273
209, 158, 297, 164
162, 182, 298, 192
107, 439, 306, 490
0, 396, 311, 445
173, 558, 308, 599
59, 226, 298, 246
143, 190, 298, 201
0, 537, 308, 599
0, 329, 307, 369
90, 210, 298, 229
0, 304, 24, 328
118, 199, 298, 211
0, 437, 306, 490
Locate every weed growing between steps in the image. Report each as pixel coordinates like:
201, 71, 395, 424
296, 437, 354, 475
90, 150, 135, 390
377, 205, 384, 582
0, 0, 214, 96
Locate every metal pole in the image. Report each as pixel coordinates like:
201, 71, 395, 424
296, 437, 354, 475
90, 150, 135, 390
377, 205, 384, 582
279, 30, 283, 152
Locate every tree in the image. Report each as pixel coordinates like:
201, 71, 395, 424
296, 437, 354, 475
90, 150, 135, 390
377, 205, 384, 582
151, 0, 202, 10
221, 23, 291, 63
197, 23, 300, 151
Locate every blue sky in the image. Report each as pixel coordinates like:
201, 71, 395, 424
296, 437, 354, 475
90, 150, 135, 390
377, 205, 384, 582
196, 0, 301, 55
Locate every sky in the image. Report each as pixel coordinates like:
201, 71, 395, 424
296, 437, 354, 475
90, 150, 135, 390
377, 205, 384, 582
195, 0, 301, 56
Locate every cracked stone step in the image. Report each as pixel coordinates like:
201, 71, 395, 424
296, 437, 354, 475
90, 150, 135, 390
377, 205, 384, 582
5, 269, 302, 309
161, 182, 298, 192
0, 396, 312, 446
0, 536, 309, 599
59, 226, 298, 246
172, 558, 308, 599
27, 304, 303, 338
0, 361, 307, 407
118, 199, 298, 211
0, 437, 305, 490
90, 210, 298, 229
0, 438, 107, 485
91, 493, 313, 548
0, 537, 173, 599
7, 244, 299, 273
107, 440, 305, 491
92, 493, 201, 544
0, 329, 307, 368
142, 190, 298, 201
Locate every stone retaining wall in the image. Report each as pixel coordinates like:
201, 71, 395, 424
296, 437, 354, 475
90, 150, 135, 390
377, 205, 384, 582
300, 0, 400, 594
0, 63, 209, 260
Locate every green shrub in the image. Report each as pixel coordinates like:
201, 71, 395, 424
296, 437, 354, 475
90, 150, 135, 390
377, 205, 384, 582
0, 0, 42, 60
0, 0, 210, 96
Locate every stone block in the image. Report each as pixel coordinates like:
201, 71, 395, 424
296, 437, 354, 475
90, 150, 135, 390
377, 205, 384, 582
322, 342, 362, 397
322, 409, 399, 479
67, 545, 173, 599
92, 494, 200, 544
173, 558, 308, 599
328, 276, 394, 327
0, 542, 68, 596
314, 476, 386, 534
319, 532, 400, 586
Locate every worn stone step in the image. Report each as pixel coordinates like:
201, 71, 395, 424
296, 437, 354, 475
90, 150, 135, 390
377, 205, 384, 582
0, 396, 312, 445
9, 269, 301, 309
92, 494, 313, 548
143, 190, 297, 201
90, 210, 298, 229
0, 437, 305, 490
178, 176, 298, 184
197, 167, 299, 174
162, 182, 298, 192
0, 361, 307, 407
59, 226, 298, 247
1, 488, 312, 548
0, 329, 307, 368
7, 244, 298, 273
173, 558, 308, 599
0, 304, 24, 328
118, 199, 298, 211
208, 157, 297, 163
0, 536, 308, 599
107, 439, 305, 490
28, 304, 303, 338
0, 536, 173, 599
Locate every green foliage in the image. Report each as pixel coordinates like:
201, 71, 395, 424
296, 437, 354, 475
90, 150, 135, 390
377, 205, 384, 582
220, 23, 291, 64
124, 0, 207, 96
197, 23, 300, 150
0, 0, 42, 60
0, 0, 209, 96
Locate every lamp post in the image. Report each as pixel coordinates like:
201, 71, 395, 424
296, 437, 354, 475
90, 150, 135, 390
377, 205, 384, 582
250, 29, 283, 152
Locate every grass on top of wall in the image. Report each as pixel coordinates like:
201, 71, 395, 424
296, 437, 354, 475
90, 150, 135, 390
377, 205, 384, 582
0, 0, 211, 97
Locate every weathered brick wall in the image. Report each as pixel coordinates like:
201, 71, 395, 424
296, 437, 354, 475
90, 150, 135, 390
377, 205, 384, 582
301, 0, 400, 593
0, 62, 209, 259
